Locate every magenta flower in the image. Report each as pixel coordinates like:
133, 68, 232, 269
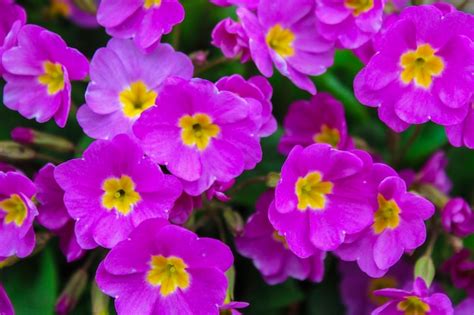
442, 249, 474, 297
77, 38, 193, 140
372, 278, 453, 315
335, 164, 434, 277
442, 198, 474, 238
216, 74, 277, 138
0, 171, 37, 258
133, 77, 261, 196
446, 99, 474, 149
211, 18, 251, 63
279, 93, 353, 154
35, 163, 84, 261
354, 5, 474, 132
0, 0, 25, 76
54, 134, 182, 249
96, 218, 233, 315
455, 298, 474, 315
269, 144, 374, 255
339, 260, 412, 315
236, 190, 326, 284
237, 0, 334, 94
0, 284, 13, 315
315, 0, 384, 49
97, 0, 184, 52
2, 25, 89, 127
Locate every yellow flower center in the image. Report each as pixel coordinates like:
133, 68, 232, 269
397, 296, 430, 315
368, 276, 398, 306
313, 125, 341, 148
119, 81, 158, 119
38, 61, 65, 95
179, 113, 220, 151
272, 230, 289, 249
373, 194, 401, 234
400, 44, 444, 89
0, 194, 28, 227
266, 24, 295, 58
344, 0, 374, 16
101, 175, 141, 216
144, 0, 162, 9
295, 171, 333, 211
146, 255, 190, 296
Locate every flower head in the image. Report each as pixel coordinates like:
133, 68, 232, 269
442, 198, 474, 238
96, 218, 233, 315
212, 18, 251, 63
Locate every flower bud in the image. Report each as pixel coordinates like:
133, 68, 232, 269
442, 198, 474, 237
0, 141, 36, 162
55, 269, 88, 315
11, 127, 74, 153
91, 282, 109, 315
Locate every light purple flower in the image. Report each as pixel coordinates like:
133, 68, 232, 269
77, 38, 193, 140
372, 277, 453, 315
279, 93, 353, 154
455, 297, 474, 315
335, 164, 434, 277
0, 171, 37, 258
96, 218, 233, 315
354, 5, 474, 132
133, 77, 261, 196
0, 284, 13, 315
97, 0, 184, 52
55, 134, 182, 249
237, 0, 334, 94
216, 74, 276, 137
315, 0, 384, 49
442, 249, 474, 297
2, 25, 89, 127
236, 190, 326, 284
442, 198, 474, 238
446, 100, 474, 149
0, 0, 25, 76
269, 143, 375, 256
211, 18, 251, 63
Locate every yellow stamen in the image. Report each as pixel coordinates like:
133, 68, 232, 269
373, 194, 401, 234
266, 24, 295, 58
295, 171, 333, 211
146, 255, 190, 296
38, 61, 65, 95
345, 0, 374, 16
397, 296, 430, 315
119, 81, 157, 118
144, 0, 162, 9
313, 125, 341, 148
400, 44, 444, 89
368, 276, 398, 306
179, 113, 220, 151
101, 175, 141, 215
0, 194, 28, 227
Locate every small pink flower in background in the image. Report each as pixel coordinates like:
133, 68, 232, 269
212, 18, 251, 63
442, 198, 474, 238
442, 249, 474, 297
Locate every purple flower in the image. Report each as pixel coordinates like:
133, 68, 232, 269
339, 260, 412, 315
442, 198, 474, 238
279, 93, 353, 154
210, 0, 258, 9
133, 77, 261, 196
372, 277, 453, 315
220, 301, 249, 315
97, 0, 184, 52
0, 171, 37, 258
237, 0, 334, 94
354, 5, 474, 132
35, 163, 84, 261
48, 0, 100, 28
455, 298, 474, 315
442, 249, 474, 297
0, 0, 25, 76
215, 74, 277, 137
315, 0, 384, 49
2, 25, 89, 127
211, 18, 251, 63
0, 284, 13, 315
96, 218, 233, 315
77, 38, 193, 140
336, 164, 434, 277
446, 99, 474, 149
269, 144, 374, 255
236, 190, 326, 284
55, 134, 182, 249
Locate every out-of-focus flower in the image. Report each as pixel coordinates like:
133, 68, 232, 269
2, 25, 89, 127
97, 0, 184, 52
55, 134, 182, 249
11, 127, 75, 153
279, 93, 353, 154
269, 144, 374, 256
47, 0, 100, 28
133, 77, 260, 196
78, 38, 193, 140
442, 249, 474, 297
442, 198, 474, 238
354, 5, 474, 132
455, 297, 474, 315
236, 190, 326, 284
315, 0, 384, 49
237, 0, 334, 94
0, 0, 26, 76
0, 284, 14, 315
372, 277, 453, 315
0, 171, 37, 258
96, 218, 233, 315
211, 18, 251, 63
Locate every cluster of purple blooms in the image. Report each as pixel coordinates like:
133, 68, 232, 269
0, 0, 473, 314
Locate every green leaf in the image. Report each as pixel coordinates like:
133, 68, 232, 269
414, 256, 435, 287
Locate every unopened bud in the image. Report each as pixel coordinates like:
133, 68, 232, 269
91, 281, 110, 315
55, 269, 88, 315
223, 208, 244, 236
189, 51, 209, 67
266, 172, 281, 188
0, 141, 36, 162
11, 127, 74, 153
